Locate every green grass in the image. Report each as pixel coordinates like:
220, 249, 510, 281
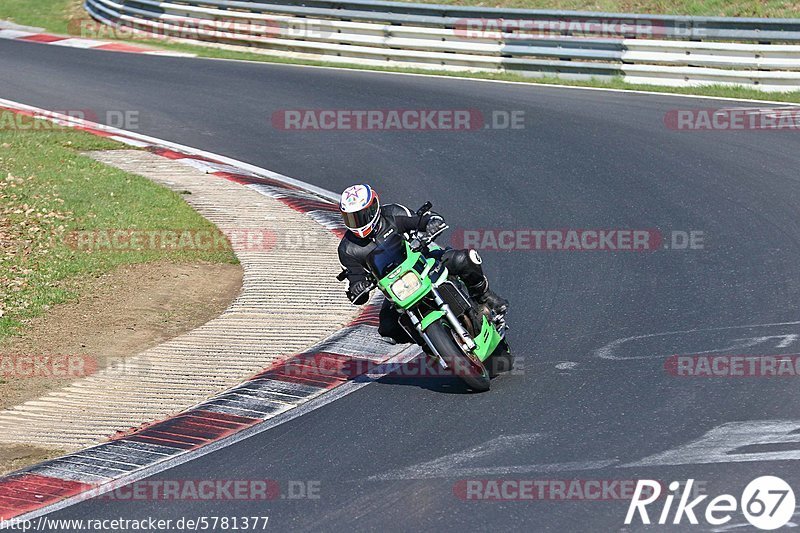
6, 0, 796, 21
0, 0, 77, 33
390, 0, 800, 18
0, 121, 237, 340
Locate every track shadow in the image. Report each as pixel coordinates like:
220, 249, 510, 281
364, 360, 485, 394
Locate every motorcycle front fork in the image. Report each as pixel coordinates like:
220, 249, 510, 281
400, 308, 444, 365
399, 287, 476, 368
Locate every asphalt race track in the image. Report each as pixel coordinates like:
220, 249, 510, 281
3, 38, 800, 531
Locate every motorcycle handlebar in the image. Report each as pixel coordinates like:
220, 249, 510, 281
410, 224, 449, 252
336, 269, 375, 303
416, 201, 432, 217
352, 281, 376, 303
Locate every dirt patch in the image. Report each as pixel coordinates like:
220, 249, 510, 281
0, 260, 243, 408
0, 259, 242, 473
0, 444, 64, 476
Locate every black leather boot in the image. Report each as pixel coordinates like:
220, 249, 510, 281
469, 277, 509, 315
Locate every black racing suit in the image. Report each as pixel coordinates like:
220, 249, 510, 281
337, 204, 490, 344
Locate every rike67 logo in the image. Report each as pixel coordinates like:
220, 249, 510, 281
625, 477, 796, 530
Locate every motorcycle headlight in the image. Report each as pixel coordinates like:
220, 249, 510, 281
391, 272, 421, 300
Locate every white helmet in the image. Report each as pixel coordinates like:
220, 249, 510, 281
339, 184, 380, 238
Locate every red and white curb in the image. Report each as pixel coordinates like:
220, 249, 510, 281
0, 99, 419, 525
0, 25, 193, 57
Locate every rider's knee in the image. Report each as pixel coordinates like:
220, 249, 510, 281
444, 249, 483, 276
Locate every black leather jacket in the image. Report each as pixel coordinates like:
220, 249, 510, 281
337, 204, 430, 286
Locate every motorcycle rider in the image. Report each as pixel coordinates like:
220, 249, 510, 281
337, 183, 508, 344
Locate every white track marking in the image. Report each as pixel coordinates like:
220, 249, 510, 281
50, 38, 107, 48
0, 28, 195, 57
622, 420, 800, 467
108, 135, 148, 147
378, 419, 800, 482
0, 29, 36, 39
372, 434, 618, 480
748, 334, 800, 349
595, 321, 800, 361
711, 521, 798, 532
555, 361, 579, 370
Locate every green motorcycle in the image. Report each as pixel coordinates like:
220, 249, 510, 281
337, 202, 512, 392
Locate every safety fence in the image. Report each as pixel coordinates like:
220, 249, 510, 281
83, 0, 800, 91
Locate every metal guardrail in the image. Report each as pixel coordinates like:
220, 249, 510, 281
84, 0, 800, 91
125, 0, 800, 42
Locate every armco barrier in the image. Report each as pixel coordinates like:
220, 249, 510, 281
82, 0, 800, 91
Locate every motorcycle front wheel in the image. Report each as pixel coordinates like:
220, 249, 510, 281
426, 320, 490, 392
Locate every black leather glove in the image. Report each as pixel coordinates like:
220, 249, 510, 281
347, 279, 372, 305
425, 214, 447, 236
